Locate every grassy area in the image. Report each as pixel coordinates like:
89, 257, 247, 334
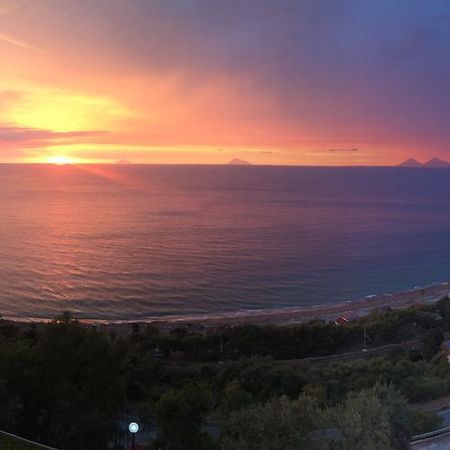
0, 434, 50, 450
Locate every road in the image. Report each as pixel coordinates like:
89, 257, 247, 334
412, 432, 450, 449
438, 408, 450, 428
411, 409, 450, 449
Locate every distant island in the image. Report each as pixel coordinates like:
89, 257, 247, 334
116, 160, 133, 165
398, 157, 450, 168
228, 158, 251, 165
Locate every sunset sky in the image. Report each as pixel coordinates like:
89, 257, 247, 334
1, 0, 450, 165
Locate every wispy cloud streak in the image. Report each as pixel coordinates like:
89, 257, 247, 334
0, 32, 35, 50
0, 125, 106, 148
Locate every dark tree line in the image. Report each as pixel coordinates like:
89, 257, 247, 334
1, 301, 449, 449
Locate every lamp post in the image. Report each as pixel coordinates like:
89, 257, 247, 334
128, 422, 139, 450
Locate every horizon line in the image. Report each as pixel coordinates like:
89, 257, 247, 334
0, 162, 448, 168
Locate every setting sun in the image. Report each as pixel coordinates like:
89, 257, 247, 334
47, 155, 76, 165
3, 2, 450, 449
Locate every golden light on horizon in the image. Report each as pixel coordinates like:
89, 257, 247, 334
47, 155, 77, 165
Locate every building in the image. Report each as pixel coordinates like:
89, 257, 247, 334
333, 317, 350, 326
441, 341, 450, 363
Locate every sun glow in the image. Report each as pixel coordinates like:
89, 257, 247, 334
9, 83, 132, 133
47, 155, 76, 165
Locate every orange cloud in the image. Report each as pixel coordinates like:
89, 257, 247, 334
1, 0, 449, 165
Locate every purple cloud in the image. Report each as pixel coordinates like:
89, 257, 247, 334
3, 1, 450, 158
0, 125, 106, 148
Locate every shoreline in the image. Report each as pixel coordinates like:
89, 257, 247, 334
142, 281, 450, 329
3, 281, 449, 332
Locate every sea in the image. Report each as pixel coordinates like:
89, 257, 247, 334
1, 164, 450, 322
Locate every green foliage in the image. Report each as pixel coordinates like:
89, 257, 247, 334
0, 316, 127, 450
411, 409, 443, 434
362, 309, 417, 343
304, 354, 450, 404
1, 305, 450, 450
220, 395, 326, 450
436, 296, 450, 328
220, 386, 416, 450
422, 327, 444, 360
303, 383, 327, 407
124, 303, 446, 363
155, 383, 213, 450
334, 390, 393, 450
352, 384, 414, 449
219, 380, 253, 415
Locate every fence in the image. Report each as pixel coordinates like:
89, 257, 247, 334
0, 430, 58, 449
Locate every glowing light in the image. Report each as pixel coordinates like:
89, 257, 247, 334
7, 82, 133, 133
128, 422, 139, 434
47, 155, 76, 165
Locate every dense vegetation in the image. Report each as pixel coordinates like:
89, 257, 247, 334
140, 299, 450, 362
1, 298, 450, 449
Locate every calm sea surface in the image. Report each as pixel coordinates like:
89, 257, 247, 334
1, 164, 450, 321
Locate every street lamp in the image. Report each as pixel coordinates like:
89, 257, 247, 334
128, 422, 139, 450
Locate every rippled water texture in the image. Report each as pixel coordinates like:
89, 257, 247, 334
1, 164, 450, 321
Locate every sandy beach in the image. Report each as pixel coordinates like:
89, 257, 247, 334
97, 280, 450, 332
3, 281, 448, 333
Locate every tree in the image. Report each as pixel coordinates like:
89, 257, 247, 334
220, 380, 252, 414
12, 319, 126, 450
422, 328, 444, 360
411, 408, 442, 435
334, 390, 393, 450
303, 383, 327, 407
155, 384, 213, 450
220, 395, 326, 450
367, 384, 414, 449
53, 311, 76, 324
436, 296, 450, 325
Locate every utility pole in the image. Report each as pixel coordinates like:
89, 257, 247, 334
362, 327, 371, 352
